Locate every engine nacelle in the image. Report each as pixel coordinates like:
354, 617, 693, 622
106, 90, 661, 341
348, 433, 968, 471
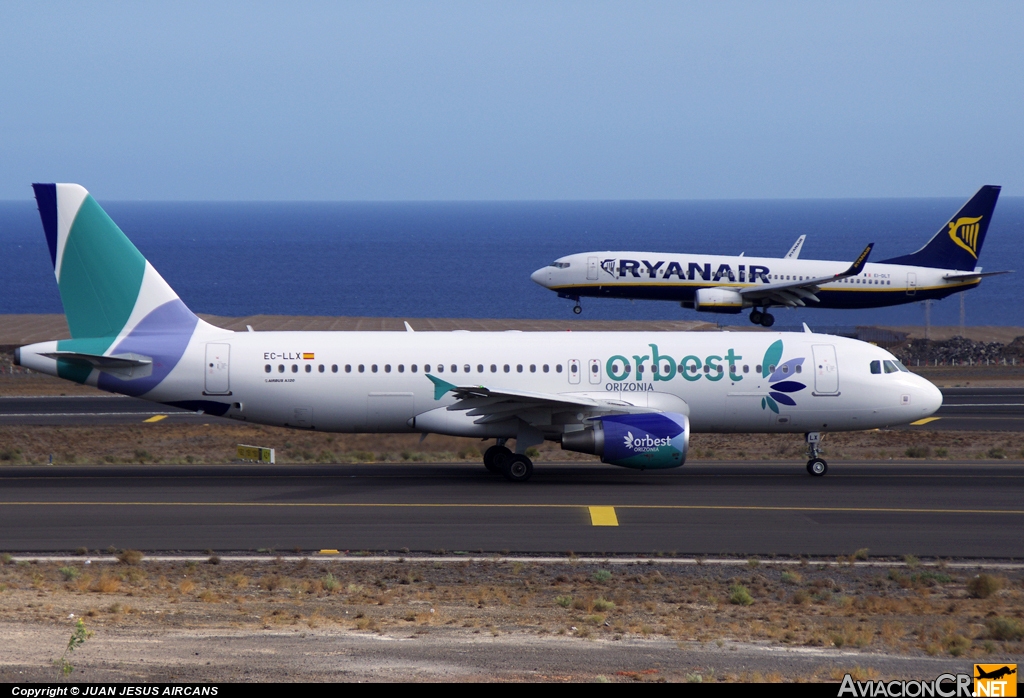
561, 412, 689, 469
694, 287, 745, 314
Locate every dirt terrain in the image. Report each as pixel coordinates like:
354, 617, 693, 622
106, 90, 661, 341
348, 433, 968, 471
0, 555, 1020, 682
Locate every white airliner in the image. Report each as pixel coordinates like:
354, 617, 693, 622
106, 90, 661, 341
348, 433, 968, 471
532, 187, 1009, 326
15, 184, 943, 480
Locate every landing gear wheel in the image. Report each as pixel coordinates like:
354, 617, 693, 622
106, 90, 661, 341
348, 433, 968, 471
749, 309, 763, 325
483, 445, 511, 474
573, 304, 582, 315
760, 312, 775, 328
806, 458, 828, 476
502, 454, 534, 482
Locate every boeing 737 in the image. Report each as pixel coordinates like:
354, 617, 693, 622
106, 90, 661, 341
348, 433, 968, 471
15, 184, 943, 480
532, 187, 1009, 326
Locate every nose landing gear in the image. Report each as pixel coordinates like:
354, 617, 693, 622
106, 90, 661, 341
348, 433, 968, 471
805, 432, 827, 476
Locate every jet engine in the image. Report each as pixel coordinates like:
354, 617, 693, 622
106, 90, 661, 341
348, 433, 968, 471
561, 412, 689, 469
694, 287, 744, 313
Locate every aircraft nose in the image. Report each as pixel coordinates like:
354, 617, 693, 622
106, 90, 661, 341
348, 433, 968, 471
916, 376, 943, 416
530, 267, 551, 287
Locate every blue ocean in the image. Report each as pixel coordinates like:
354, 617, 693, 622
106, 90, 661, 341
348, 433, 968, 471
1, 197, 1022, 327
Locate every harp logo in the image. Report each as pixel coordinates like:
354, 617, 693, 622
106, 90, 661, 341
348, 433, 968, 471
948, 216, 984, 259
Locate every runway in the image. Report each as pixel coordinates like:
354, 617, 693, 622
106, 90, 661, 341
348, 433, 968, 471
1, 387, 1022, 430
0, 462, 1021, 557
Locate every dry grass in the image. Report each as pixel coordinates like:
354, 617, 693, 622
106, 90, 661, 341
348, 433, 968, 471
0, 557, 1020, 667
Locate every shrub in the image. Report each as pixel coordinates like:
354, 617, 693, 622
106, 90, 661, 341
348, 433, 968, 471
593, 597, 615, 612
116, 549, 144, 566
322, 573, 339, 592
592, 570, 612, 583
967, 574, 1004, 599
986, 617, 1024, 641
781, 571, 801, 584
59, 567, 80, 581
729, 584, 754, 606
555, 595, 572, 608
905, 446, 931, 458
853, 548, 870, 561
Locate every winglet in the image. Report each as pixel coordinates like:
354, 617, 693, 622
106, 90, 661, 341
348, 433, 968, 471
838, 243, 873, 278
802, 322, 813, 334
404, 321, 414, 332
426, 373, 457, 400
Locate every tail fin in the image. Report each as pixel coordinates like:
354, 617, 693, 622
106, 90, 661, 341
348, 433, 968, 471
31, 183, 201, 389
880, 185, 1001, 271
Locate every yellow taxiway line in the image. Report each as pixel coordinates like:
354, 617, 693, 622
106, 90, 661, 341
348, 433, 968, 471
1, 501, 1022, 516
142, 415, 167, 423
910, 417, 941, 426
588, 506, 619, 526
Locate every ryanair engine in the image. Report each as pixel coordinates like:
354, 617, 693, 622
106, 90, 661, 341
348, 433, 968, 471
561, 413, 689, 469
694, 288, 745, 313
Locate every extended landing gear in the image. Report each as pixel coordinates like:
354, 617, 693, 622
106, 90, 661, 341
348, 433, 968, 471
805, 432, 827, 476
482, 441, 533, 482
750, 308, 774, 327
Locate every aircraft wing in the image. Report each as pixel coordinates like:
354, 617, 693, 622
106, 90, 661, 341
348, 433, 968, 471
784, 235, 806, 259
425, 374, 660, 424
737, 243, 874, 307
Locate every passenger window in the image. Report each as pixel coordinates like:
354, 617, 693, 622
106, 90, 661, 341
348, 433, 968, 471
435, 364, 442, 373
477, 364, 484, 373
530, 365, 536, 373
870, 360, 881, 374
781, 365, 789, 374
278, 365, 285, 373
883, 360, 898, 373
411, 365, 418, 373
543, 364, 550, 373
717, 365, 723, 373
424, 364, 431, 373
556, 364, 563, 373
703, 365, 709, 374
743, 365, 749, 373
451, 365, 458, 373
358, 364, 365, 373
292, 364, 298, 373
795, 365, 801, 373
372, 365, 378, 373
265, 365, 271, 373
318, 365, 325, 373
591, 364, 598, 374
464, 364, 471, 373
398, 365, 405, 373
305, 364, 311, 373
517, 365, 523, 373
769, 365, 776, 373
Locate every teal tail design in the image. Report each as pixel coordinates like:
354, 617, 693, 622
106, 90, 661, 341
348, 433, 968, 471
31, 183, 201, 391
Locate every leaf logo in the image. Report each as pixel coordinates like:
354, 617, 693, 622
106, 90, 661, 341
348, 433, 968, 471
759, 340, 807, 414
624, 431, 634, 449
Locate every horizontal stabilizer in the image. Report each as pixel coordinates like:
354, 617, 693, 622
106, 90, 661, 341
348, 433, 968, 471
942, 270, 1013, 281
41, 351, 153, 380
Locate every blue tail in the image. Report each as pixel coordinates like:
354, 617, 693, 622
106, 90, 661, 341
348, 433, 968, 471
880, 186, 1000, 271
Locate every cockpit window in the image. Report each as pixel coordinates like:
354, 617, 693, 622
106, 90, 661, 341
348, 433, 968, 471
883, 360, 899, 374
870, 360, 881, 374
894, 360, 910, 372
549, 262, 571, 269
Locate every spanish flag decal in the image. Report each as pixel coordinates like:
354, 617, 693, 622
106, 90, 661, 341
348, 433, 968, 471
302, 353, 315, 360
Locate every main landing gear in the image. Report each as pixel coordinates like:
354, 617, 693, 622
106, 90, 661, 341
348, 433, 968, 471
483, 440, 534, 482
805, 432, 827, 476
749, 308, 775, 327
572, 299, 582, 314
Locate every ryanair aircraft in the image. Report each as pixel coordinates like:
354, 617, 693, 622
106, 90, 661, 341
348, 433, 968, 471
532, 187, 1008, 326
16, 185, 942, 480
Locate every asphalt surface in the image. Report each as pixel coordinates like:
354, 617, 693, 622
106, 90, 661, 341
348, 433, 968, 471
1, 461, 1021, 556
1, 387, 1023, 430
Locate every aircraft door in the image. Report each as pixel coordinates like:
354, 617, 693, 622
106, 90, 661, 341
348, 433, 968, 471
588, 359, 602, 384
907, 272, 917, 296
587, 257, 599, 281
812, 344, 840, 395
204, 343, 231, 395
568, 359, 581, 384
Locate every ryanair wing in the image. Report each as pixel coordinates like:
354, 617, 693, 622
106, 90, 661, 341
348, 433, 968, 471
736, 243, 874, 307
783, 235, 806, 259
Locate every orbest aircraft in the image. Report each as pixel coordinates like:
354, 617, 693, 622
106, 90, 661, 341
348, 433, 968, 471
532, 186, 1010, 327
15, 184, 942, 481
